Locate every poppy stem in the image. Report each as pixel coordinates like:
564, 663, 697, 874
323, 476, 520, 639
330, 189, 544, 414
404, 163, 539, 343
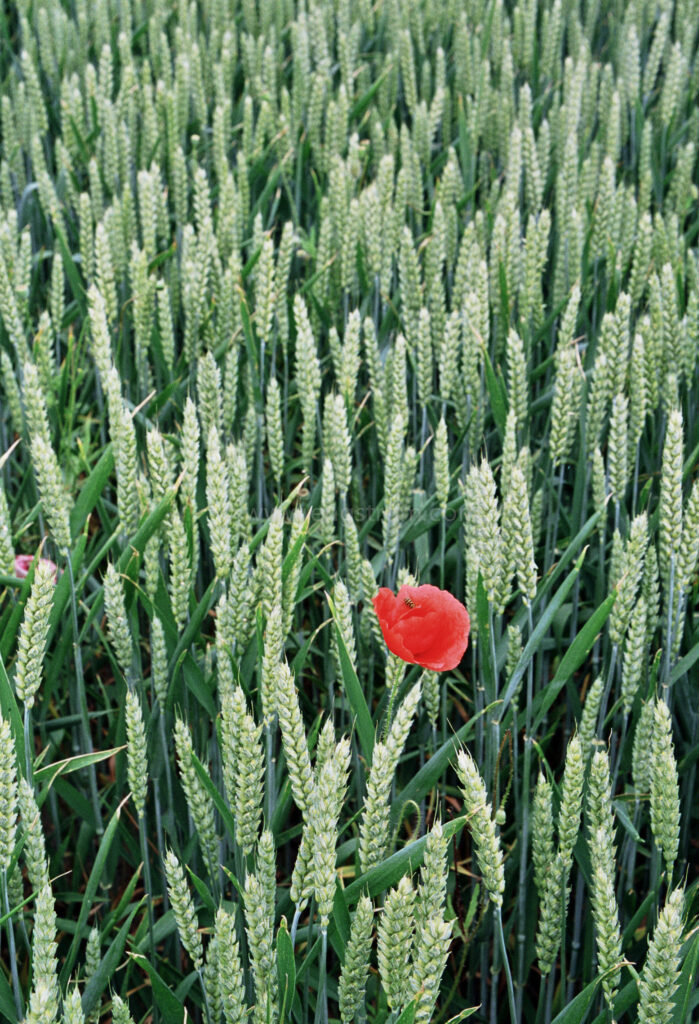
440, 513, 446, 590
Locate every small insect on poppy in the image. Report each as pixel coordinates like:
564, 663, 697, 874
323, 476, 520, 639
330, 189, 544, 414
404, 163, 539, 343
372, 583, 470, 672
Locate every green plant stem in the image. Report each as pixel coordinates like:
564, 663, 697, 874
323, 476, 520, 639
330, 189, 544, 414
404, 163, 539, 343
597, 643, 618, 738
303, 897, 316, 1021
649, 844, 661, 929
631, 445, 640, 518
67, 554, 102, 832
545, 963, 556, 1024
567, 873, 585, 1002
666, 587, 686, 710
158, 710, 175, 833
150, 777, 170, 918
487, 603, 499, 797
266, 721, 277, 822
198, 967, 213, 1024
535, 971, 547, 1024
624, 798, 642, 896
559, 858, 568, 1014
382, 676, 400, 742
1, 868, 23, 1019
440, 511, 445, 590
418, 407, 427, 489
138, 812, 157, 983
496, 907, 517, 1024
662, 555, 676, 697
290, 906, 302, 948
473, 643, 483, 765
611, 714, 628, 794
515, 605, 535, 1023
314, 927, 329, 1024
545, 466, 565, 573
23, 704, 32, 782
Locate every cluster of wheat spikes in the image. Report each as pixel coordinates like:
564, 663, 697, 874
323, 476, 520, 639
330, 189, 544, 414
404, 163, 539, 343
0, 0, 697, 1022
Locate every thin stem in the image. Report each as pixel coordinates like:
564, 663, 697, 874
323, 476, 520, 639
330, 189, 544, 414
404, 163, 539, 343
567, 873, 585, 1002
624, 798, 641, 895
631, 445, 640, 519
545, 963, 556, 1024
158, 710, 175, 833
151, 777, 170, 921
290, 906, 302, 948
197, 967, 213, 1024
666, 587, 686, 709
474, 643, 483, 765
265, 721, 277, 822
649, 845, 660, 929
516, 605, 535, 1022
440, 512, 446, 590
1, 868, 23, 1019
23, 704, 32, 783
314, 927, 329, 1024
382, 672, 400, 742
610, 715, 628, 795
535, 971, 547, 1024
662, 555, 676, 699
487, 603, 499, 797
66, 554, 102, 832
373, 273, 381, 336
138, 812, 157, 972
597, 644, 618, 739
496, 907, 517, 1024
559, 861, 568, 1012
545, 466, 565, 573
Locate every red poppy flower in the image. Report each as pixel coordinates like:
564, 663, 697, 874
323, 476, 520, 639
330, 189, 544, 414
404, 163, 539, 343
14, 554, 58, 582
372, 584, 470, 672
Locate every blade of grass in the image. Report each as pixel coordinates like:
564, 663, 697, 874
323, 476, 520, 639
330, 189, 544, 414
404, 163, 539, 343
33, 746, 124, 786
531, 590, 616, 731
129, 953, 185, 1024
327, 591, 374, 768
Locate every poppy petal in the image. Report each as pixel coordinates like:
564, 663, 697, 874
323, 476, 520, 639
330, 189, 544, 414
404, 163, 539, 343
372, 583, 470, 671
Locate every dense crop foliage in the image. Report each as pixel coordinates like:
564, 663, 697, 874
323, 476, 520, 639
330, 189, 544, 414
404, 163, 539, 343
0, 1, 698, 1022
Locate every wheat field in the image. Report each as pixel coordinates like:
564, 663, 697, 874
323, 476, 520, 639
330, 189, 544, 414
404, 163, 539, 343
0, 1, 698, 1022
